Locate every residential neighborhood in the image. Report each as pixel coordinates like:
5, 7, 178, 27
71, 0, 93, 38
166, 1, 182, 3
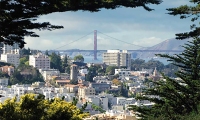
0, 44, 171, 120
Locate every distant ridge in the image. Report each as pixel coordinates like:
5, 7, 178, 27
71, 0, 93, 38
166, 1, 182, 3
146, 38, 191, 50
135, 38, 192, 58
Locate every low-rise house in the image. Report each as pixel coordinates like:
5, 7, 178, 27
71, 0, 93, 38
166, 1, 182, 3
85, 95, 109, 111
31, 81, 45, 87
0, 78, 8, 86
78, 86, 95, 100
39, 69, 60, 81
89, 83, 111, 93
0, 65, 14, 76
65, 84, 79, 93
84, 110, 136, 120
115, 68, 131, 80
55, 80, 70, 86
93, 76, 109, 81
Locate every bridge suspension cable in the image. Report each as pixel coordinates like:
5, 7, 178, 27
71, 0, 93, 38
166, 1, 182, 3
54, 31, 94, 50
97, 31, 149, 48
53, 30, 150, 50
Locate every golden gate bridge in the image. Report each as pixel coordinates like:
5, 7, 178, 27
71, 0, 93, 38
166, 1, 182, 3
54, 30, 183, 60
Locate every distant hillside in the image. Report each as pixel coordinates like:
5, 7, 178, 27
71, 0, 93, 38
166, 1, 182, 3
134, 38, 191, 58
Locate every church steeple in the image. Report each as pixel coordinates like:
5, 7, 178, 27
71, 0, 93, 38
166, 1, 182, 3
153, 67, 158, 76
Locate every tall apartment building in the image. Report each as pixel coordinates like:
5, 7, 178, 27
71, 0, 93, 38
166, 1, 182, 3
2, 43, 19, 54
29, 53, 50, 70
1, 53, 20, 67
103, 50, 131, 69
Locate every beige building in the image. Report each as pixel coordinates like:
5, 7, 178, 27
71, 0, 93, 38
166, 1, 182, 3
39, 69, 60, 81
29, 53, 50, 69
103, 50, 131, 69
78, 87, 95, 99
65, 84, 80, 93
0, 65, 14, 76
84, 111, 136, 120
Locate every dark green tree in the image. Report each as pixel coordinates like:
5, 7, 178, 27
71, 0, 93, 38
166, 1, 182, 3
19, 57, 29, 66
167, 1, 200, 39
10, 65, 44, 85
130, 37, 200, 120
0, 71, 9, 78
131, 58, 145, 71
45, 50, 49, 56
85, 65, 99, 82
105, 66, 118, 75
143, 59, 164, 71
0, 0, 161, 48
21, 48, 31, 56
61, 55, 68, 73
74, 55, 84, 63
50, 52, 62, 71
162, 63, 179, 77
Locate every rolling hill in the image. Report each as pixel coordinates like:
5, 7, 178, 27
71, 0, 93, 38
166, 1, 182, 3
134, 38, 191, 58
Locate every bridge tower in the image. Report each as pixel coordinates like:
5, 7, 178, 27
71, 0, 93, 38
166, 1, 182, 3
94, 30, 97, 60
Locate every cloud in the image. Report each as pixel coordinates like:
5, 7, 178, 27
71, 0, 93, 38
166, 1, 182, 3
24, 0, 192, 50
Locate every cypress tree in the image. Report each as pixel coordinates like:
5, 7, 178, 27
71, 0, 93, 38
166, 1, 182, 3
130, 37, 200, 120
130, 1, 200, 119
0, 0, 161, 48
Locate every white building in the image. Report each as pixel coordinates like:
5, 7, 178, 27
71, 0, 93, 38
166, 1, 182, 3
115, 68, 131, 80
39, 69, 60, 81
86, 96, 108, 110
103, 50, 131, 69
29, 53, 50, 69
79, 69, 88, 75
1, 53, 20, 67
2, 43, 19, 54
0, 78, 8, 86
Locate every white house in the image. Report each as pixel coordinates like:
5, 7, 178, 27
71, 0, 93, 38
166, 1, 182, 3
115, 68, 131, 80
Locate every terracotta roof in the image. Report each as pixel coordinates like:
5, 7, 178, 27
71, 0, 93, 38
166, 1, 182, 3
55, 80, 70, 83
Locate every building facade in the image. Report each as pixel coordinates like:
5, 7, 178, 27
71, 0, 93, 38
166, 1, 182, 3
78, 87, 95, 99
103, 50, 131, 69
0, 66, 14, 76
2, 43, 19, 54
29, 53, 50, 69
115, 68, 131, 80
39, 69, 60, 81
1, 53, 20, 67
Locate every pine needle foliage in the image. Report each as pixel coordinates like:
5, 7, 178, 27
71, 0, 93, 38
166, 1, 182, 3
167, 0, 200, 39
0, 0, 161, 48
129, 37, 200, 120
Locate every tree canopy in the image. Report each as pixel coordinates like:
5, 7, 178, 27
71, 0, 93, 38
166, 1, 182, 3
50, 52, 62, 71
130, 37, 200, 120
167, 0, 200, 39
0, 94, 88, 120
129, 1, 200, 118
0, 0, 161, 48
74, 55, 84, 63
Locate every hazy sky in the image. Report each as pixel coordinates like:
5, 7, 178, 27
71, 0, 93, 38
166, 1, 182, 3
24, 0, 190, 50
